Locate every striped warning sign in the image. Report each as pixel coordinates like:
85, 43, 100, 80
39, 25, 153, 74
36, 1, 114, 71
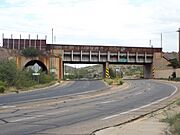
152, 67, 155, 78
106, 68, 109, 78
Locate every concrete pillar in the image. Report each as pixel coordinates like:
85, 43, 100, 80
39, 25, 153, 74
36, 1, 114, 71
46, 57, 50, 76
29, 34, 31, 48
59, 57, 63, 80
145, 52, 147, 63
24, 39, 25, 49
71, 50, 74, 61
40, 40, 42, 50
12, 36, 15, 50
80, 50, 82, 61
107, 51, 110, 62
7, 38, 9, 49
127, 51, 129, 62
118, 52, 120, 62
18, 35, 21, 50
136, 52, 138, 63
90, 50, 92, 62
144, 64, 152, 79
16, 56, 22, 69
98, 51, 101, 62
103, 62, 109, 78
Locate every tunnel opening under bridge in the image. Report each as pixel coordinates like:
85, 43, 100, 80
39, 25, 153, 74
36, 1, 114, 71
24, 60, 48, 74
63, 63, 152, 80
63, 63, 103, 80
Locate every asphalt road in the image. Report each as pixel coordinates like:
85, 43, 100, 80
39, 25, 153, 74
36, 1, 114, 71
0, 80, 106, 105
0, 80, 177, 135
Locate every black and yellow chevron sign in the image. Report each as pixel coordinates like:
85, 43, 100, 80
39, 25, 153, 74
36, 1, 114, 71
152, 67, 155, 78
106, 68, 109, 78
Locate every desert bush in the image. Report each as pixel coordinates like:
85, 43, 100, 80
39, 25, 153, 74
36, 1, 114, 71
15, 70, 36, 89
116, 78, 124, 85
21, 47, 39, 57
0, 60, 17, 86
0, 86, 5, 93
39, 72, 51, 84
105, 78, 113, 85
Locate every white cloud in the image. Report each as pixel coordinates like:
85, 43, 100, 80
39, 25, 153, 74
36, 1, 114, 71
0, 0, 179, 51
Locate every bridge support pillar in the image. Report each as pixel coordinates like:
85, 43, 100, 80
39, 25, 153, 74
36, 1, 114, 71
144, 64, 152, 79
58, 58, 63, 80
16, 56, 22, 69
103, 62, 109, 78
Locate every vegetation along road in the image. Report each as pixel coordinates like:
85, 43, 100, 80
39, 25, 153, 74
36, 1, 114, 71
0, 79, 177, 135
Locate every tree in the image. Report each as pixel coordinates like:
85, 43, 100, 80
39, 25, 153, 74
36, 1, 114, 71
21, 47, 39, 57
168, 58, 179, 79
109, 68, 116, 78
0, 59, 17, 86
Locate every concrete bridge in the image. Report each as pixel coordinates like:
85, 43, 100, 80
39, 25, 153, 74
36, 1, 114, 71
2, 38, 162, 79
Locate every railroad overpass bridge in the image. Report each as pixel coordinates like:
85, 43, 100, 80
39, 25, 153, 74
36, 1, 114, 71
2, 38, 162, 79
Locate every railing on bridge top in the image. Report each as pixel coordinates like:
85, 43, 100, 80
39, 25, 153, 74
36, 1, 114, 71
2, 38, 162, 64
3, 38, 47, 51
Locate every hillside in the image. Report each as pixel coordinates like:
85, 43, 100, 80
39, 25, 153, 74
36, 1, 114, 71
64, 64, 143, 79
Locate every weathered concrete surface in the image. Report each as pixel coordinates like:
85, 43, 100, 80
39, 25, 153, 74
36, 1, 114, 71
0, 47, 15, 59
95, 117, 167, 135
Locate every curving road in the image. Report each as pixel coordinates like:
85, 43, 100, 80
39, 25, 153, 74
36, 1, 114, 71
0, 80, 177, 135
0, 80, 106, 105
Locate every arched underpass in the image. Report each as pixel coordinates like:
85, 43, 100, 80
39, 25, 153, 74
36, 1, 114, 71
24, 60, 48, 74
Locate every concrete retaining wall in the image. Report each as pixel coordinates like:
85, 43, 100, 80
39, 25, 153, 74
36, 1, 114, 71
155, 69, 180, 78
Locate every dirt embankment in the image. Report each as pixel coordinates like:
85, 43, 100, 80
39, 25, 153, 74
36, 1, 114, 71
0, 48, 16, 60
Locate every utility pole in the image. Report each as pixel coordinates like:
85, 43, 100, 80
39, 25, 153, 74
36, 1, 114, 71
52, 28, 53, 45
177, 28, 180, 63
149, 40, 152, 48
161, 33, 163, 48
51, 28, 54, 54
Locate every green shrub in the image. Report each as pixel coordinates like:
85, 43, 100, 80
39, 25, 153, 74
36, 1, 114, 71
177, 99, 180, 106
163, 113, 180, 135
39, 72, 51, 84
105, 79, 113, 85
0, 60, 17, 86
116, 78, 124, 85
21, 47, 39, 58
0, 86, 5, 93
174, 119, 180, 135
173, 77, 180, 81
113, 77, 124, 85
15, 70, 36, 89
0, 81, 5, 87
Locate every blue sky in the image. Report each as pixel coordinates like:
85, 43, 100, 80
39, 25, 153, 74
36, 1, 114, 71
0, 0, 180, 52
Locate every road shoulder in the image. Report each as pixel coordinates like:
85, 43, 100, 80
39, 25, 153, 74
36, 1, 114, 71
95, 80, 180, 135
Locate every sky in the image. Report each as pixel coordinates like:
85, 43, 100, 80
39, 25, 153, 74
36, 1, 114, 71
0, 0, 180, 52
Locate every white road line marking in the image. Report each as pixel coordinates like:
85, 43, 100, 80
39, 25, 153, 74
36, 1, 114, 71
100, 100, 116, 104
1, 106, 16, 109
134, 92, 143, 96
10, 109, 69, 122
101, 84, 178, 121
102, 114, 119, 120
11, 116, 38, 122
